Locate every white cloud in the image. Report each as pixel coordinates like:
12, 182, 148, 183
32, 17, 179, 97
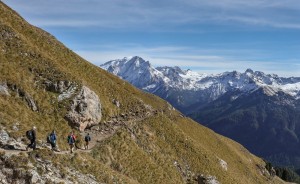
2, 0, 299, 77
3, 0, 300, 30
75, 45, 300, 77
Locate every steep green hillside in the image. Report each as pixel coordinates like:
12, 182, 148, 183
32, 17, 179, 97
0, 2, 286, 183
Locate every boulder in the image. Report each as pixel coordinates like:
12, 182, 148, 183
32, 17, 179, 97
218, 158, 228, 171
0, 83, 9, 96
0, 130, 9, 146
30, 170, 41, 183
205, 175, 220, 184
0, 129, 26, 150
112, 99, 120, 108
65, 86, 102, 131
24, 94, 38, 112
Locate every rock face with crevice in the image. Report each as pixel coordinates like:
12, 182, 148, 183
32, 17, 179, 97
44, 80, 78, 101
65, 86, 102, 131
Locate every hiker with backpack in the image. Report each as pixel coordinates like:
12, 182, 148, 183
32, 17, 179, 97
48, 130, 57, 151
67, 131, 76, 153
26, 126, 36, 151
84, 133, 91, 150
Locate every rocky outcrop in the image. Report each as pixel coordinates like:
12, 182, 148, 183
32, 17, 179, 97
0, 130, 9, 146
0, 83, 9, 96
0, 130, 26, 150
65, 86, 102, 131
197, 175, 220, 184
24, 94, 38, 112
44, 80, 78, 101
0, 151, 99, 184
112, 99, 120, 108
57, 86, 77, 101
29, 158, 99, 184
6, 84, 38, 111
257, 164, 271, 177
218, 158, 228, 171
44, 80, 71, 93
173, 160, 221, 184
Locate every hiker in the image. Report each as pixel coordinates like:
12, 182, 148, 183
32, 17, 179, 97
48, 130, 57, 151
67, 131, 76, 153
84, 133, 91, 150
26, 126, 36, 151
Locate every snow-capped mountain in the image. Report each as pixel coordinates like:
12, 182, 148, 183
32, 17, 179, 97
101, 56, 166, 89
101, 56, 300, 111
101, 56, 300, 168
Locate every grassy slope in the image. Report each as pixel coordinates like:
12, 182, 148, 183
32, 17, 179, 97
0, 2, 285, 184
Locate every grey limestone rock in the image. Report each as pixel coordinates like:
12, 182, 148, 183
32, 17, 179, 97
0, 130, 9, 146
24, 94, 38, 112
45, 80, 71, 93
0, 83, 9, 96
0, 129, 26, 150
112, 99, 120, 108
44, 80, 77, 101
58, 85, 77, 101
65, 86, 102, 131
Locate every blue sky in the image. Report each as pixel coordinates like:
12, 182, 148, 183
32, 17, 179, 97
3, 0, 300, 77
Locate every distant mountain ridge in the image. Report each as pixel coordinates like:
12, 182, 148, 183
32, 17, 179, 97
101, 56, 300, 167
101, 56, 300, 113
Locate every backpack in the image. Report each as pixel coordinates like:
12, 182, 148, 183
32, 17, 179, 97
85, 135, 91, 142
26, 130, 33, 140
68, 135, 75, 144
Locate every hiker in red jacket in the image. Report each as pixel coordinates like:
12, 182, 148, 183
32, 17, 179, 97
67, 131, 76, 153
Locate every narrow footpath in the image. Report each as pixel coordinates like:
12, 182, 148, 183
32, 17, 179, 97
0, 112, 153, 156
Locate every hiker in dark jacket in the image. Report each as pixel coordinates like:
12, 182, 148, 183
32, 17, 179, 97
49, 130, 57, 150
84, 133, 91, 150
26, 126, 36, 151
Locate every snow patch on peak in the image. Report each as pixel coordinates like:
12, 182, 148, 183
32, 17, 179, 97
100, 56, 166, 89
279, 82, 300, 98
101, 57, 300, 100
262, 86, 278, 96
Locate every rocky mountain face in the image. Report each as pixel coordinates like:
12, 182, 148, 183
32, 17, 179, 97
101, 57, 300, 113
101, 56, 300, 168
0, 1, 289, 183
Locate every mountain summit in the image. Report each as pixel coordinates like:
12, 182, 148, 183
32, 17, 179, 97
101, 56, 165, 89
101, 56, 300, 168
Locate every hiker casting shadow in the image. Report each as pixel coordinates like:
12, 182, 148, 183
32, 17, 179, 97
26, 126, 36, 151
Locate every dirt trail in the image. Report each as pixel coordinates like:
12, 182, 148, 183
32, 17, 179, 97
0, 128, 117, 156
0, 112, 153, 157
0, 148, 28, 156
